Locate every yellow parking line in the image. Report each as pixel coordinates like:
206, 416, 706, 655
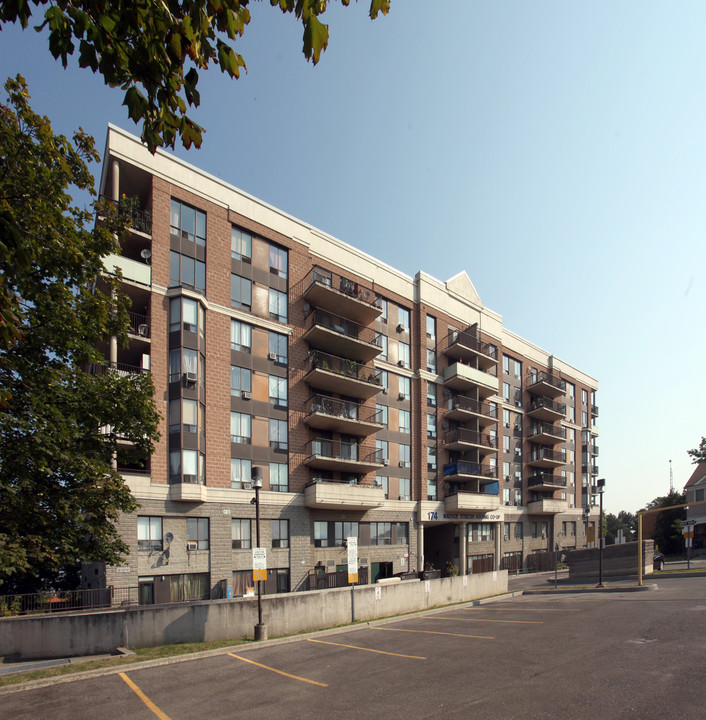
227, 653, 328, 687
119, 673, 173, 720
307, 638, 426, 659
469, 607, 578, 612
423, 616, 543, 624
371, 627, 494, 640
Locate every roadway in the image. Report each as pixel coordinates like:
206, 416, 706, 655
2, 575, 705, 719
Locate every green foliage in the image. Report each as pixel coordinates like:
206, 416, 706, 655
0, 76, 160, 590
0, 1, 390, 152
688, 436, 706, 464
643, 490, 686, 556
605, 511, 636, 544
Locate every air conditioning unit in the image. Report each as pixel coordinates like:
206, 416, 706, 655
541, 533, 546, 539
241, 390, 252, 400
184, 371, 197, 383
137, 324, 149, 337
267, 352, 277, 361
398, 393, 405, 400
183, 474, 198, 484
397, 360, 405, 367
398, 461, 406, 468
382, 459, 389, 466
186, 541, 198, 551
396, 324, 405, 333
382, 388, 388, 395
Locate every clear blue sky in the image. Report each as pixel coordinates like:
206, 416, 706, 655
2, 1, 704, 514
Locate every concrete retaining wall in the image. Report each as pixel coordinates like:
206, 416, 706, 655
1, 571, 507, 660
567, 540, 654, 580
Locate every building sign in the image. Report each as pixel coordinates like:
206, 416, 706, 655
252, 547, 267, 582
347, 537, 358, 584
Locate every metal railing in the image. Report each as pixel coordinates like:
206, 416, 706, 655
99, 195, 152, 234
308, 566, 369, 590
305, 308, 377, 346
128, 311, 150, 338
528, 422, 567, 440
530, 447, 566, 463
527, 397, 566, 415
528, 474, 567, 488
444, 427, 498, 448
527, 370, 566, 392
445, 330, 498, 360
447, 395, 498, 419
306, 438, 382, 465
309, 394, 383, 425
307, 350, 382, 386
443, 461, 498, 479
305, 266, 379, 307
0, 586, 140, 616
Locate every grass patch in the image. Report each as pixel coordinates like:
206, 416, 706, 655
0, 637, 250, 688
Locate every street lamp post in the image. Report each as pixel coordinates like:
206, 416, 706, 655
597, 478, 605, 588
251, 467, 267, 641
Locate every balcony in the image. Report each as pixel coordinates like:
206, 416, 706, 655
304, 395, 383, 436
527, 498, 567, 515
526, 396, 566, 422
444, 395, 498, 425
443, 362, 498, 398
442, 330, 498, 370
443, 461, 498, 484
103, 254, 151, 287
303, 267, 381, 325
445, 489, 500, 513
303, 438, 384, 474
582, 442, 599, 456
582, 463, 599, 475
591, 404, 599, 417
303, 309, 381, 363
305, 351, 382, 399
169, 478, 207, 503
443, 427, 498, 455
304, 480, 385, 510
127, 311, 151, 340
527, 447, 566, 469
526, 371, 566, 398
527, 474, 567, 492
527, 422, 566, 445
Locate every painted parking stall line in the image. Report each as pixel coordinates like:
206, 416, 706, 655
227, 653, 328, 687
307, 638, 427, 660
119, 672, 174, 720
370, 627, 495, 640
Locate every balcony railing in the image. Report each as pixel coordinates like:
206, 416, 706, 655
306, 350, 382, 392
306, 438, 382, 464
0, 586, 140, 616
528, 474, 567, 488
443, 461, 498, 480
443, 330, 498, 369
527, 397, 566, 416
88, 362, 148, 377
527, 370, 566, 393
444, 427, 498, 448
302, 267, 381, 325
446, 395, 498, 420
529, 447, 566, 464
591, 404, 599, 417
127, 311, 150, 338
309, 394, 383, 425
304, 308, 380, 362
99, 194, 153, 235
528, 422, 567, 440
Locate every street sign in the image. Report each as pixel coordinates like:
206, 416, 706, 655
587, 526, 595, 543
347, 537, 358, 584
252, 547, 267, 582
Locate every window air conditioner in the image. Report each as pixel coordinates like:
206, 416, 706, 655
186, 541, 198, 551
137, 324, 149, 337
382, 459, 389, 466
396, 324, 405, 333
241, 390, 252, 400
382, 388, 388, 394
398, 461, 406, 468
398, 393, 405, 400
267, 352, 277, 361
184, 371, 197, 383
397, 360, 405, 367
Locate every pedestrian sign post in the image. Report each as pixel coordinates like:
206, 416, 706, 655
252, 547, 267, 582
347, 537, 358, 584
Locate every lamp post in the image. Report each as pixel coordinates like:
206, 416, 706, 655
597, 478, 605, 588
251, 467, 267, 641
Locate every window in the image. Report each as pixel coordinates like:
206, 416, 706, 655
503, 355, 510, 374
379, 370, 388, 393
334, 521, 359, 546
370, 522, 392, 545
169, 398, 200, 434
169, 297, 202, 335
582, 389, 589, 405
170, 251, 205, 293
426, 315, 436, 340
567, 382, 575, 399
503, 461, 510, 478
503, 435, 510, 453
268, 375, 288, 408
378, 475, 389, 498
231, 320, 252, 352
231, 366, 252, 395
399, 477, 411, 500
341, 434, 359, 461
231, 519, 251, 549
427, 382, 436, 407
515, 523, 524, 539
513, 359, 522, 380
271, 520, 289, 548
171, 199, 206, 245
503, 488, 510, 505
531, 522, 538, 539
230, 458, 252, 489
269, 419, 288, 451
314, 521, 329, 547
399, 409, 411, 434
398, 307, 410, 330
503, 382, 511, 402
427, 446, 437, 471
582, 410, 588, 427
395, 522, 409, 545
541, 522, 548, 538
270, 462, 288, 492
376, 333, 388, 360
137, 516, 162, 551
426, 348, 436, 373
269, 332, 287, 363
514, 489, 522, 506
169, 449, 204, 484
230, 412, 251, 444
376, 439, 389, 462
187, 518, 209, 550
269, 244, 288, 278
375, 297, 388, 322
569, 406, 576, 423
399, 443, 411, 468
399, 376, 410, 399
231, 226, 252, 261
231, 273, 252, 311
269, 288, 288, 322
427, 477, 437, 501
427, 414, 436, 438
503, 408, 511, 427
376, 404, 388, 427
398, 341, 410, 368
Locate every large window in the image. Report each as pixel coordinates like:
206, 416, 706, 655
376, 439, 388, 462
231, 366, 252, 395
269, 419, 288, 451
169, 398, 201, 435
398, 477, 411, 501
268, 375, 288, 408
399, 409, 411, 434
230, 458, 252, 489
398, 306, 410, 330
169, 297, 204, 336
427, 382, 436, 407
231, 320, 252, 352
230, 412, 251, 444
426, 314, 436, 340
399, 376, 410, 399
232, 519, 251, 549
398, 341, 410, 368
269, 332, 287, 363
399, 444, 411, 468
426, 348, 436, 373
395, 522, 409, 545
269, 462, 288, 492
187, 517, 209, 550
169, 449, 204, 484
314, 521, 329, 547
137, 516, 162, 551
231, 273, 252, 311
271, 520, 289, 548
427, 446, 437, 471
376, 404, 388, 427
269, 289, 288, 323
269, 244, 288, 278
171, 199, 206, 245
370, 522, 392, 545
334, 521, 359, 546
375, 297, 388, 322
427, 414, 436, 438
170, 251, 205, 294
376, 333, 388, 361
231, 226, 252, 261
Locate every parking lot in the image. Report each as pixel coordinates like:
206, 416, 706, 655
2, 575, 706, 719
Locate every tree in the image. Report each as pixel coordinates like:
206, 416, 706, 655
0, 76, 160, 591
0, 0, 390, 152
642, 490, 686, 556
604, 511, 636, 544
688, 436, 706, 464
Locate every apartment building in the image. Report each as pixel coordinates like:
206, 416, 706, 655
89, 125, 599, 604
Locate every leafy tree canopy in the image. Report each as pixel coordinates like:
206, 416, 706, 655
604, 511, 636, 544
0, 76, 160, 591
0, 0, 390, 152
688, 436, 706, 464
642, 490, 686, 556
